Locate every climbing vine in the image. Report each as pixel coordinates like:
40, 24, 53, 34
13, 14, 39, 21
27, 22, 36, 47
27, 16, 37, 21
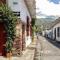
0, 3, 17, 52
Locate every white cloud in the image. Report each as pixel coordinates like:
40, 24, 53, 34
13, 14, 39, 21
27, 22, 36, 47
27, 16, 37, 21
36, 0, 60, 17
36, 15, 47, 18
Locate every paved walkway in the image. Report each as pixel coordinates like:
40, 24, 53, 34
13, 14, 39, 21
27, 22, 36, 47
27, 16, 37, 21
34, 35, 60, 60
0, 36, 37, 60
34, 35, 41, 60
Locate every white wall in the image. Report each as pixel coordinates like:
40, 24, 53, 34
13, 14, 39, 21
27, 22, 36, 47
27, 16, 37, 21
7, 0, 31, 23
7, 0, 32, 47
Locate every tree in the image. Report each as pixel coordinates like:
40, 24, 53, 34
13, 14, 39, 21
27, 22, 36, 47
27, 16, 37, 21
31, 18, 36, 41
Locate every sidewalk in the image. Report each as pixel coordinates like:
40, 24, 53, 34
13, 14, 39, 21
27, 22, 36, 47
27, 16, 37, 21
0, 36, 37, 60
34, 35, 41, 60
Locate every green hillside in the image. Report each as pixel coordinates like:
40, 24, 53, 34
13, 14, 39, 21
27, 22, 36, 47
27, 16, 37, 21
35, 18, 54, 31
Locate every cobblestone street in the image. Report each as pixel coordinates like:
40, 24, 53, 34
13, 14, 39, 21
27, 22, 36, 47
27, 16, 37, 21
34, 35, 60, 60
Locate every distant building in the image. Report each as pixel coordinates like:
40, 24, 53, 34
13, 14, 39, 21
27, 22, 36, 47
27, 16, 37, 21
45, 17, 60, 42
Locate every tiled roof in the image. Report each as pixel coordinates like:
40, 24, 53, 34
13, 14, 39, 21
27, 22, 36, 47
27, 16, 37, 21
48, 17, 60, 29
24, 0, 36, 18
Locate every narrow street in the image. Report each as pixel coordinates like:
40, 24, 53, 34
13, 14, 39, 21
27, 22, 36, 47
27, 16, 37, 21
34, 35, 60, 60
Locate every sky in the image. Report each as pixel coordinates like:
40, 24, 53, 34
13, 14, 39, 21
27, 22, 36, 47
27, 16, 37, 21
36, 0, 60, 19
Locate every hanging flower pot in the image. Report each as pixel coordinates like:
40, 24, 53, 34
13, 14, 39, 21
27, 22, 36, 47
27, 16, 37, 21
6, 40, 13, 57
6, 51, 12, 58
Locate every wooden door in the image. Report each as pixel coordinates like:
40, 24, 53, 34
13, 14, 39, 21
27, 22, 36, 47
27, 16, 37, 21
54, 28, 56, 40
0, 23, 6, 56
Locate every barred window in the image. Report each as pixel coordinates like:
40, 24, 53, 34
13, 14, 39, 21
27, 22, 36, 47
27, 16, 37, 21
13, 12, 20, 16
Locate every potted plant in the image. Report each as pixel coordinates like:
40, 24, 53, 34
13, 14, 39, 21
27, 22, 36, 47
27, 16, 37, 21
31, 18, 36, 42
6, 40, 13, 57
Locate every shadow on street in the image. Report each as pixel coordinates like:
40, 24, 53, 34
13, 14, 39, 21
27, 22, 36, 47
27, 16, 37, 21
45, 37, 60, 49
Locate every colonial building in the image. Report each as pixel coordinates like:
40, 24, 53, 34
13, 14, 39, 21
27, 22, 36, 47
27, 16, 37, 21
44, 17, 60, 42
7, 0, 32, 48
0, 0, 36, 56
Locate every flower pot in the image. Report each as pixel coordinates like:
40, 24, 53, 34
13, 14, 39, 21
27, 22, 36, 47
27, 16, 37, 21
6, 51, 12, 58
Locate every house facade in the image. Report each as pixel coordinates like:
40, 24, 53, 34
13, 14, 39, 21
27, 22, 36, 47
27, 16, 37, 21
52, 22, 60, 42
0, 0, 33, 56
44, 17, 60, 42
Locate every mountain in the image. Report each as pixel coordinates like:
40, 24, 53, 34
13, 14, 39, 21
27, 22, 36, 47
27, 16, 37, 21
35, 18, 55, 30
35, 18, 54, 25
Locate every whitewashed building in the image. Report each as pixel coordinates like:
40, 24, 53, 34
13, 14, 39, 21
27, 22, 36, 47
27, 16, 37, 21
45, 17, 60, 42
7, 0, 32, 48
0, 0, 36, 56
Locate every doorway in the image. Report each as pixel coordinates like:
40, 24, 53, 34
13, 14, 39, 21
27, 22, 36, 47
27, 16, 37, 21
0, 22, 6, 56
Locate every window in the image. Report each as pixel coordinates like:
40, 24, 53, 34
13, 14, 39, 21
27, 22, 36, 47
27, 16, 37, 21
13, 2, 18, 5
54, 28, 56, 39
13, 12, 20, 16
